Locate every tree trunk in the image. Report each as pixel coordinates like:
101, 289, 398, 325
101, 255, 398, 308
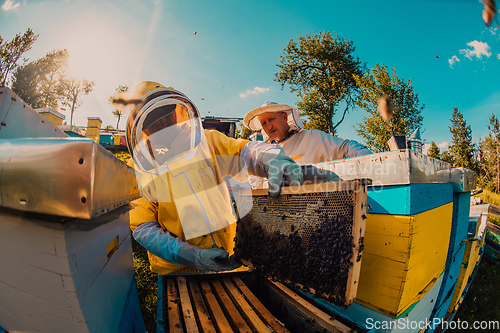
70, 90, 78, 126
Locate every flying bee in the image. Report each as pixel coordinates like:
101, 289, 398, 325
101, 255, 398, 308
483, 0, 498, 27
377, 94, 393, 125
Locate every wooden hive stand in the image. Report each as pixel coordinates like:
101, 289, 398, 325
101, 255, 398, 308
157, 273, 357, 333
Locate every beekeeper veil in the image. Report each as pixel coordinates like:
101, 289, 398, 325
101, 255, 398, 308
125, 81, 238, 240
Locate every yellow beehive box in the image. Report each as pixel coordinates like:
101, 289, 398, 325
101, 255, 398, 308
355, 203, 453, 317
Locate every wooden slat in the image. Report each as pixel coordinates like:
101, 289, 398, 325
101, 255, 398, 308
222, 278, 270, 333
346, 182, 367, 304
269, 280, 352, 333
166, 279, 182, 333
232, 277, 289, 333
211, 279, 252, 333
177, 277, 199, 333
200, 280, 233, 332
189, 279, 217, 333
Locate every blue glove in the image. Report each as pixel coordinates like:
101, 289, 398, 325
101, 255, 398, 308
301, 165, 342, 184
133, 222, 241, 272
260, 149, 303, 197
176, 244, 242, 271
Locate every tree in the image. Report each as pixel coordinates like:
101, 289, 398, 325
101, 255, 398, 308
354, 63, 424, 153
448, 106, 475, 171
0, 28, 38, 87
60, 77, 95, 126
234, 122, 254, 139
11, 49, 69, 109
477, 112, 500, 192
109, 85, 128, 130
427, 141, 441, 159
441, 150, 455, 165
275, 31, 366, 135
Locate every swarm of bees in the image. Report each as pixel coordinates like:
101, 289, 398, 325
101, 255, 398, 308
234, 213, 356, 306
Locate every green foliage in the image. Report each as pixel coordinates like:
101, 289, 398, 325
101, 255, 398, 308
354, 63, 424, 153
12, 49, 69, 109
454, 260, 500, 332
427, 141, 441, 159
11, 46, 95, 125
448, 106, 476, 171
475, 188, 500, 208
477, 112, 500, 193
235, 121, 253, 139
110, 85, 129, 130
441, 150, 455, 165
132, 237, 157, 333
275, 31, 366, 135
240, 126, 253, 140
61, 77, 95, 125
488, 214, 500, 228
0, 28, 38, 87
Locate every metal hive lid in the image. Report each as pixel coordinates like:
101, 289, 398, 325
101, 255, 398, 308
0, 137, 140, 220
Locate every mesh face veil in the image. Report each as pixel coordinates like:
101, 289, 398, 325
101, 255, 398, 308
126, 85, 241, 240
126, 88, 203, 174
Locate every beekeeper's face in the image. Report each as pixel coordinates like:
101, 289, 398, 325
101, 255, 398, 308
258, 111, 290, 142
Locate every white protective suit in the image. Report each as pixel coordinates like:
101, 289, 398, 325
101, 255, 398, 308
244, 102, 372, 188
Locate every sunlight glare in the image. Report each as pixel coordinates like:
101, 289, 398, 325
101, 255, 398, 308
67, 28, 116, 81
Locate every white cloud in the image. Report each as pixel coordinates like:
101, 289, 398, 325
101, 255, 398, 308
459, 40, 492, 60
1, 0, 20, 11
489, 27, 498, 36
423, 141, 448, 154
422, 143, 431, 155
448, 55, 460, 68
437, 141, 449, 150
239, 86, 271, 98
497, 54, 500, 60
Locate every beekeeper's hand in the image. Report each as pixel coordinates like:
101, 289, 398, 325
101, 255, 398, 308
260, 149, 303, 197
133, 222, 241, 271
177, 244, 242, 272
301, 165, 342, 184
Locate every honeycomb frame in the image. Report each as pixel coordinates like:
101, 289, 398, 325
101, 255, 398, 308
234, 180, 368, 306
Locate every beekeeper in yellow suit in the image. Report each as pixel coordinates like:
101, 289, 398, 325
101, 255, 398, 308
121, 82, 303, 275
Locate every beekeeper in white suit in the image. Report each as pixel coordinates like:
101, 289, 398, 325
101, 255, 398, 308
244, 101, 372, 188
120, 82, 303, 275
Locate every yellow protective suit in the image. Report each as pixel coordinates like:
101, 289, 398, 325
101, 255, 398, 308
129, 129, 249, 275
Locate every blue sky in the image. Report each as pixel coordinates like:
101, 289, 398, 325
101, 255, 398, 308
1, 0, 499, 152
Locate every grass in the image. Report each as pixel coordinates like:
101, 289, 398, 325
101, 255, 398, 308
489, 215, 500, 228
452, 259, 500, 332
473, 189, 500, 227
132, 237, 158, 333
474, 189, 500, 207
111, 150, 157, 332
